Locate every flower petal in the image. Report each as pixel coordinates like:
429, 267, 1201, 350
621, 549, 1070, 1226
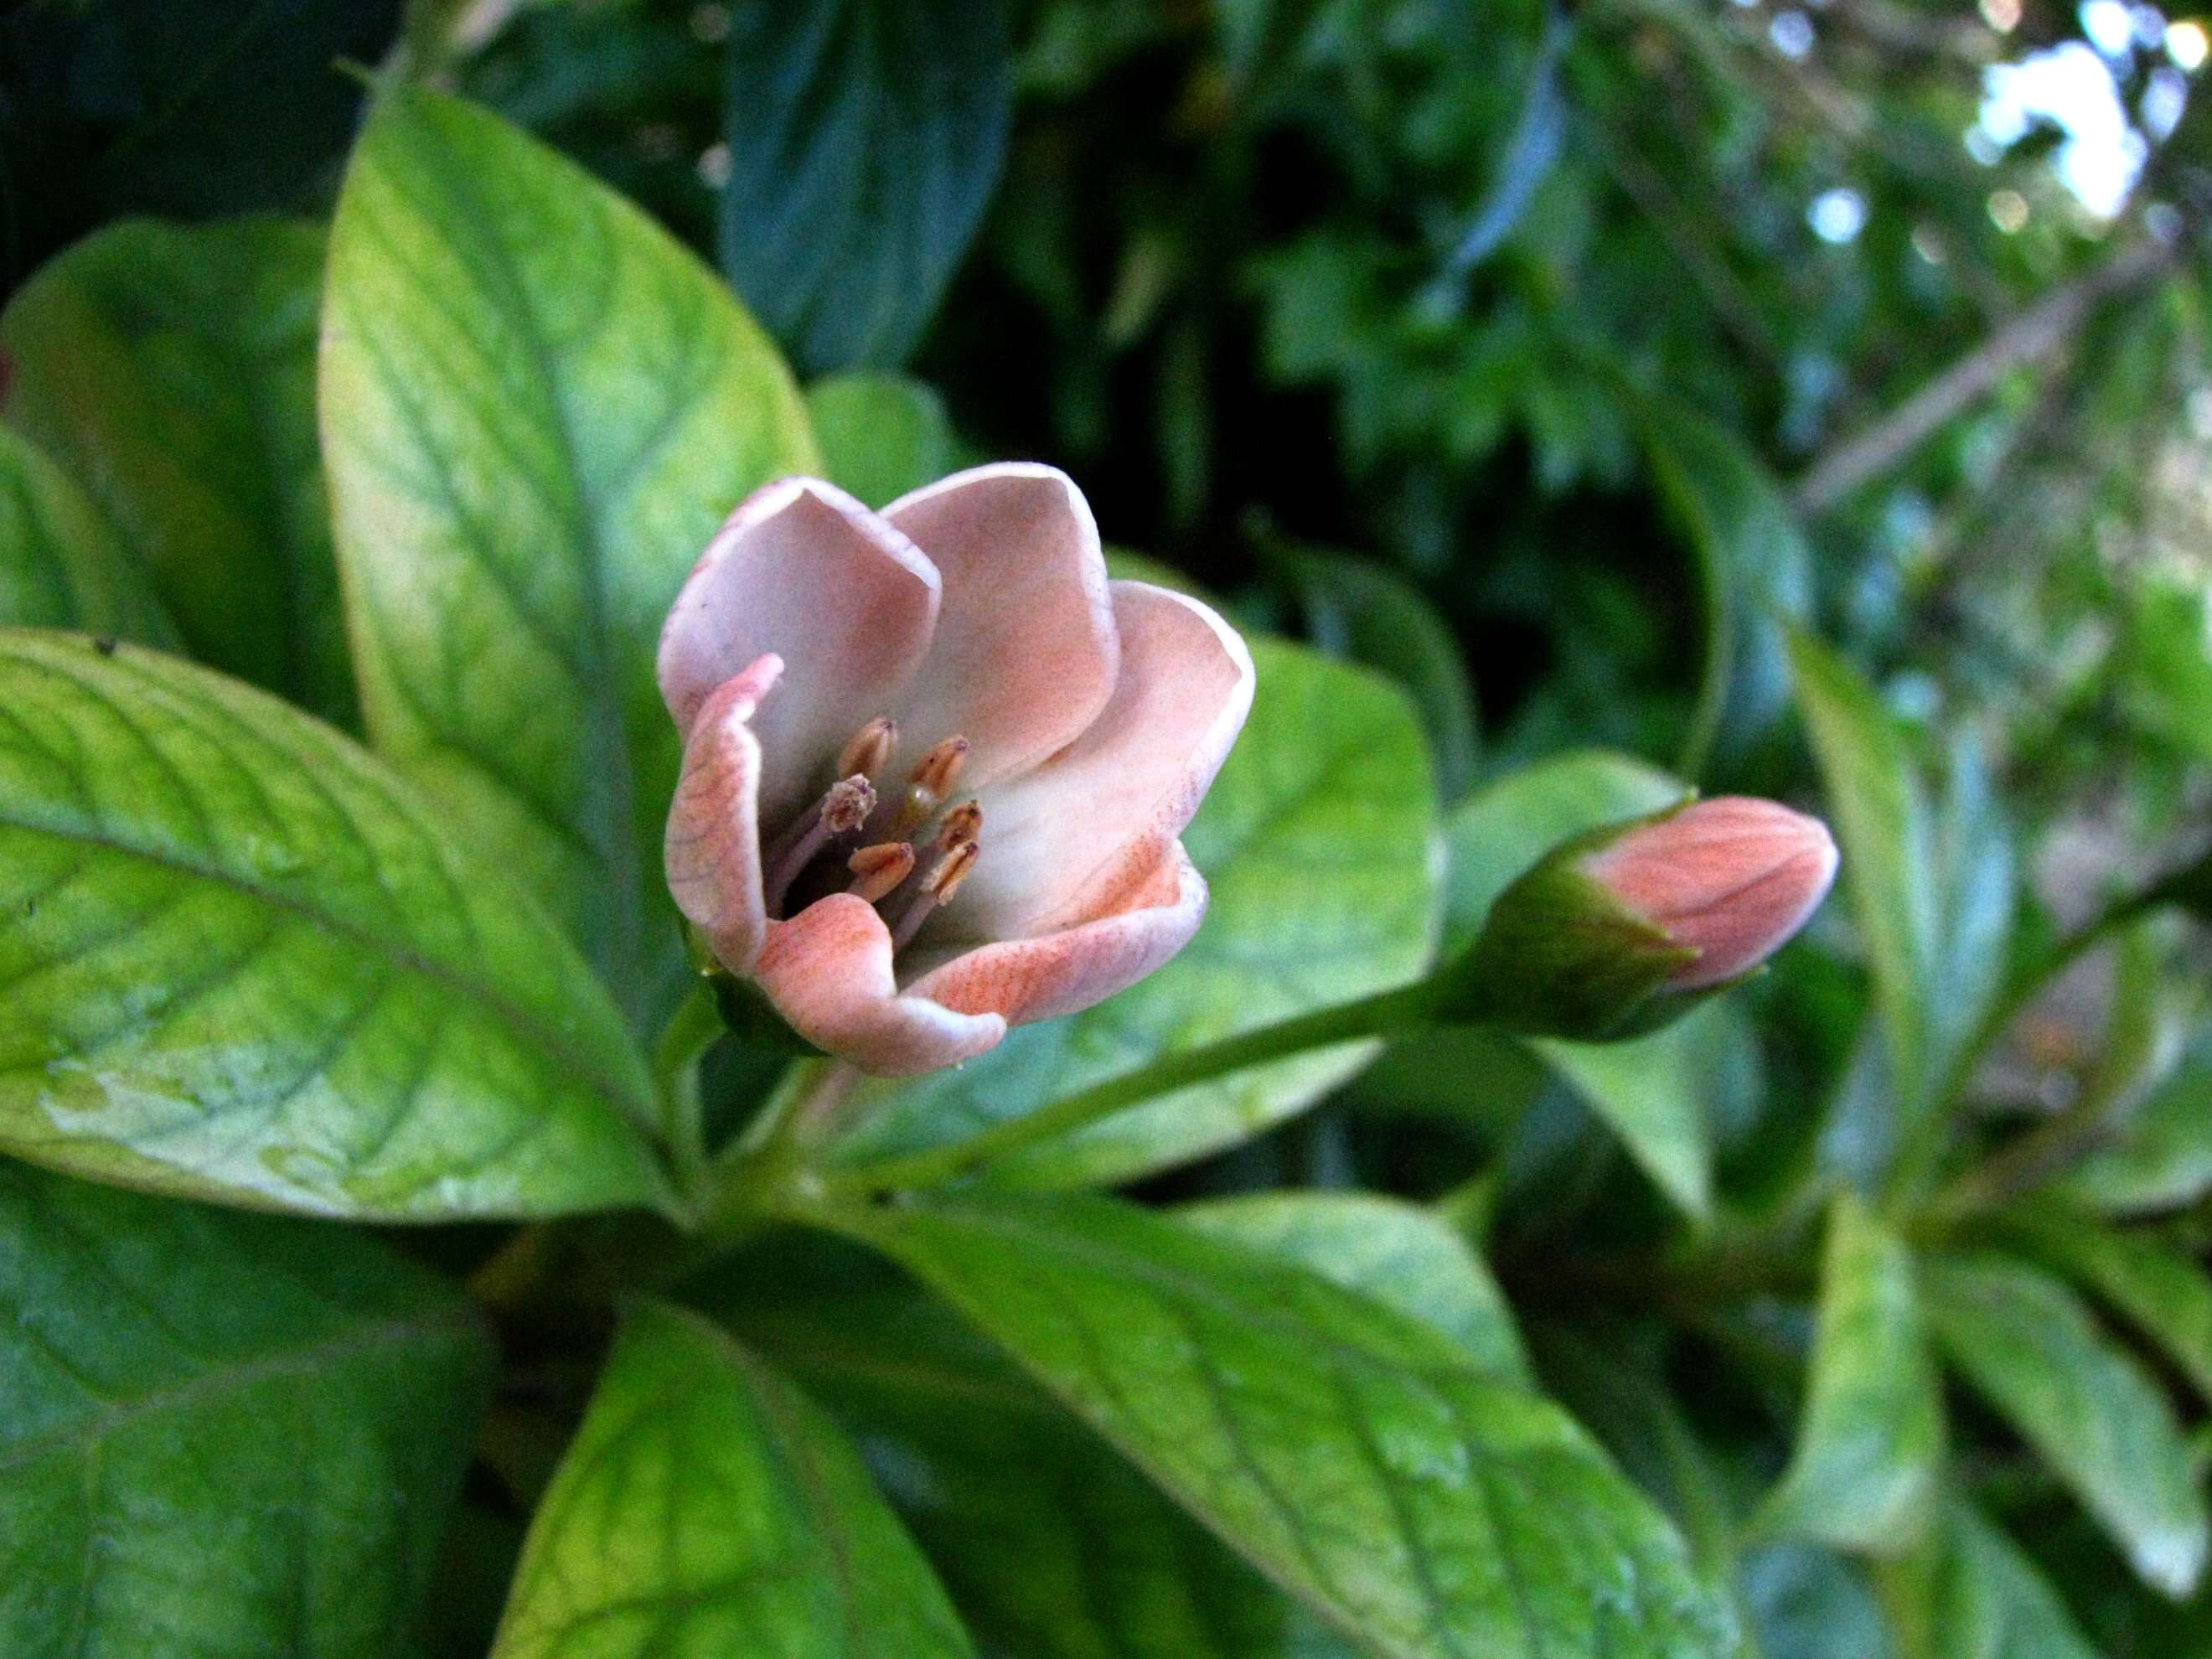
756, 894, 1007, 1076
658, 478, 940, 825
954, 581, 1254, 938
882, 463, 1118, 789
664, 654, 782, 974
911, 841, 1207, 1027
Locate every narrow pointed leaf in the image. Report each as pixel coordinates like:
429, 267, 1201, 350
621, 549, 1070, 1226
0, 1160, 493, 1656
492, 1301, 973, 1658
0, 426, 172, 642
822, 1191, 1735, 1659
0, 630, 666, 1217
1882, 1500, 2101, 1659
1, 218, 353, 722
321, 87, 817, 1032
1998, 1206, 2212, 1408
1923, 1251, 2209, 1597
1759, 1195, 1943, 1553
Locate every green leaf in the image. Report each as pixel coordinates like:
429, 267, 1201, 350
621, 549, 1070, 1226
1178, 1191, 1532, 1384
1636, 401, 1811, 778
720, 0, 1011, 375
0, 1160, 493, 1657
320, 86, 817, 1034
1997, 1205, 2212, 1409
492, 1300, 973, 1658
1273, 542, 1480, 800
721, 1262, 1360, 1659
806, 373, 958, 508
824, 640, 1440, 1190
2060, 1051, 2212, 1215
0, 426, 173, 643
1788, 633, 1940, 1124
822, 1191, 1735, 1659
1758, 1195, 1944, 1553
1439, 749, 1718, 1216
1, 218, 355, 724
0, 629, 667, 1218
1881, 1500, 2102, 1659
1441, 748, 1683, 952
1742, 1544, 1897, 1659
1922, 1250, 2209, 1596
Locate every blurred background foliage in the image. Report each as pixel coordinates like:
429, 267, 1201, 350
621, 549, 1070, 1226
12, 0, 2212, 1652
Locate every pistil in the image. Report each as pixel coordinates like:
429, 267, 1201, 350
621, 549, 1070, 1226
763, 773, 876, 912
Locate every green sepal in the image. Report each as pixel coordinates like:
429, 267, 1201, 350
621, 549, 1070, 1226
1432, 802, 1708, 1041
681, 921, 829, 1059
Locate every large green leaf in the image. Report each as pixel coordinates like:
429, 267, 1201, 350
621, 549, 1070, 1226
0, 630, 667, 1218
1998, 1205, 2212, 1408
1923, 1250, 2209, 1597
1178, 1190, 1531, 1384
825, 640, 1439, 1190
717, 1259, 1359, 1659
320, 86, 817, 1033
0, 426, 172, 642
806, 372, 959, 508
719, 0, 1011, 375
1636, 402, 1811, 778
1, 218, 354, 723
823, 1192, 1735, 1659
0, 1160, 492, 1657
492, 1300, 973, 1658
1881, 1500, 2102, 1659
1758, 1195, 1943, 1553
1439, 749, 1722, 1216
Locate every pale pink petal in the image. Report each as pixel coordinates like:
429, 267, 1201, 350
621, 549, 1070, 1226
954, 581, 1254, 938
756, 895, 1007, 1076
911, 842, 1207, 1027
664, 655, 783, 974
881, 463, 1118, 789
658, 478, 941, 825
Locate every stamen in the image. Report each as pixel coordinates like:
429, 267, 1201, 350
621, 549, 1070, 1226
889, 838, 980, 952
846, 841, 916, 902
763, 774, 877, 912
888, 736, 970, 837
933, 799, 982, 851
836, 716, 897, 782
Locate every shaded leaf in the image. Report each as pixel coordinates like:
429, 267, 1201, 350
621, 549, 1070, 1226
492, 1300, 972, 1658
1881, 1499, 2101, 1659
0, 1160, 492, 1657
321, 86, 817, 1033
1759, 1194, 1944, 1553
1998, 1205, 2212, 1408
1923, 1250, 2208, 1597
2, 217, 354, 723
0, 426, 172, 642
721, 0, 1011, 374
825, 640, 1439, 1190
1179, 1190, 1531, 1383
823, 1191, 1735, 1659
2060, 1049, 2212, 1216
806, 372, 959, 508
0, 630, 667, 1218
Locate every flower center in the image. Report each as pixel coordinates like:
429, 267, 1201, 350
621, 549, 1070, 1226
762, 716, 984, 953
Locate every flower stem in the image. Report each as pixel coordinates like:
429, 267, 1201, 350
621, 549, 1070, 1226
814, 979, 1445, 1196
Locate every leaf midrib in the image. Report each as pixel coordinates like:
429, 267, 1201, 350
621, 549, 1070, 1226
0, 808, 650, 1120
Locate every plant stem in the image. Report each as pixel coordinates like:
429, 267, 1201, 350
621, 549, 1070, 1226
810, 980, 1445, 1197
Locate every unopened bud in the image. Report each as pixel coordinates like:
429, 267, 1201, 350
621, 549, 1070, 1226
1443, 796, 1838, 1041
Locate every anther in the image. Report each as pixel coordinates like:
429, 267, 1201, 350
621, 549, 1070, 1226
889, 736, 970, 836
835, 716, 897, 782
846, 841, 915, 903
763, 773, 878, 912
890, 838, 980, 952
933, 799, 982, 851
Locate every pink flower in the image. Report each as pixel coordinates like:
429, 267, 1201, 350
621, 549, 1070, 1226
1581, 796, 1840, 990
660, 465, 1254, 1076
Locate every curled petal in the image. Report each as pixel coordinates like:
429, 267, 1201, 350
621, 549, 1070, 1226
912, 842, 1207, 1027
883, 463, 1118, 789
665, 655, 782, 974
658, 478, 940, 825
955, 581, 1254, 938
756, 895, 1007, 1076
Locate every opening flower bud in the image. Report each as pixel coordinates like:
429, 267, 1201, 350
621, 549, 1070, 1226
1443, 795, 1839, 1041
